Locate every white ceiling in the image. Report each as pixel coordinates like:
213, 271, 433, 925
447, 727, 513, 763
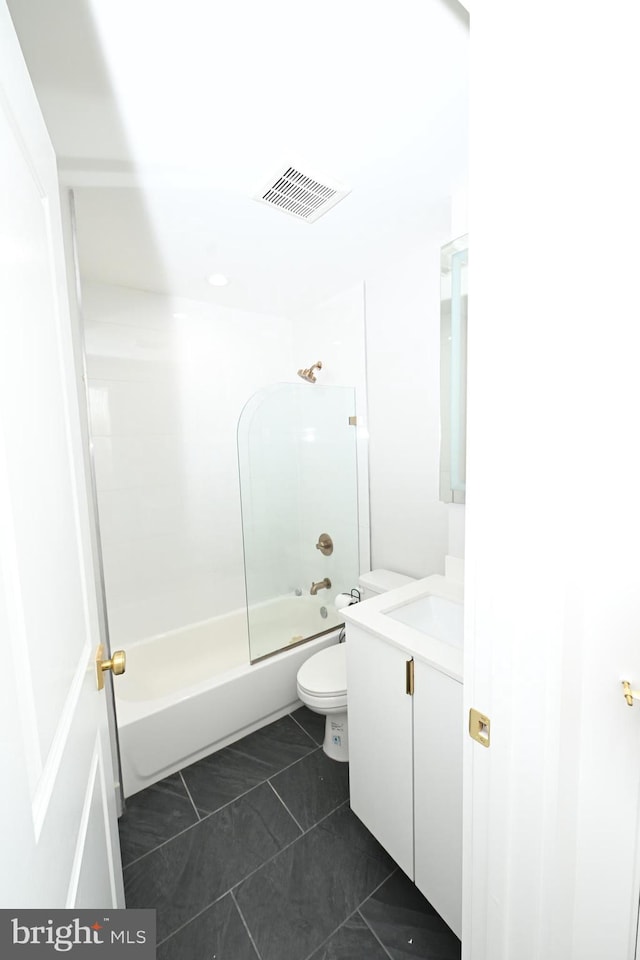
8, 0, 469, 317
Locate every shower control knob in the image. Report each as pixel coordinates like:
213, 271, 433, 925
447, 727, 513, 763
315, 533, 333, 556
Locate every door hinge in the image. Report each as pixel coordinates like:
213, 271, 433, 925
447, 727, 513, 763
348, 415, 357, 426
405, 658, 415, 696
469, 708, 490, 747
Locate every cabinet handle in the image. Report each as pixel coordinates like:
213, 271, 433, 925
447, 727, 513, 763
405, 658, 414, 696
622, 681, 640, 705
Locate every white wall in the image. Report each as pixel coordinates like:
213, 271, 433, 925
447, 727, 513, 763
365, 210, 454, 579
82, 281, 293, 646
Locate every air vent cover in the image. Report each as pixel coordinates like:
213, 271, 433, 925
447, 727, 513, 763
255, 166, 350, 223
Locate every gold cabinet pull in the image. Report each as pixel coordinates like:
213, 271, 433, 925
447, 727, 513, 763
95, 644, 126, 691
622, 681, 640, 706
405, 658, 414, 696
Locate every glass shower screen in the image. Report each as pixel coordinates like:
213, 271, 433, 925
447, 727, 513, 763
237, 383, 360, 663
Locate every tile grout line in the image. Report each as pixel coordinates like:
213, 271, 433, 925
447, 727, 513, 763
352, 866, 399, 960
358, 909, 396, 960
179, 770, 202, 821
266, 779, 305, 834
184, 740, 321, 821
153, 873, 266, 957
264, 742, 322, 781
230, 889, 264, 960
289, 710, 323, 747
122, 823, 198, 872
298, 867, 398, 960
298, 909, 359, 960
119, 784, 195, 870
229, 799, 351, 896
179, 735, 321, 825
154, 891, 229, 948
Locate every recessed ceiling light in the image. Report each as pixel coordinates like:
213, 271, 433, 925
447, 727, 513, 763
208, 273, 229, 287
172, 312, 188, 320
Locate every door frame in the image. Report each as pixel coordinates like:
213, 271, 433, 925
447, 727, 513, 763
58, 185, 125, 818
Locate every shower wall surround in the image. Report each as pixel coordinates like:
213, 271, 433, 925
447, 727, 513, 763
83, 282, 294, 646
82, 280, 368, 649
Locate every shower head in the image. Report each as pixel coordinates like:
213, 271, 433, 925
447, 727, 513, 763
297, 361, 323, 383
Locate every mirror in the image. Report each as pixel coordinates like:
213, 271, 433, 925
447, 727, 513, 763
440, 234, 468, 504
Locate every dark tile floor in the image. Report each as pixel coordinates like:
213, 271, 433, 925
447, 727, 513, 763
119, 707, 461, 960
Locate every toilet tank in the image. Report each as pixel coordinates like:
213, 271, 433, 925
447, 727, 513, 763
358, 569, 415, 600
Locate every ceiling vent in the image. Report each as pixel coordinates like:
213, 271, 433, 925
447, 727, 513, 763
255, 166, 350, 223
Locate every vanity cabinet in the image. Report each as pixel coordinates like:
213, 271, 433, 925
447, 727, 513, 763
346, 624, 463, 938
413, 658, 463, 936
347, 627, 414, 878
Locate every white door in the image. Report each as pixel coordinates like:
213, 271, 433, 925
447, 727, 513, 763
0, 2, 124, 907
463, 2, 640, 957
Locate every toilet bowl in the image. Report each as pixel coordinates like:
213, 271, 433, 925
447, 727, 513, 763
297, 643, 348, 761
296, 569, 415, 762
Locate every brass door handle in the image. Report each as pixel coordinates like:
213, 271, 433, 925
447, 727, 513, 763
96, 644, 126, 691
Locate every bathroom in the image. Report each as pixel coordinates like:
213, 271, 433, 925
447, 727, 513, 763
5, 0, 640, 956
4, 0, 466, 951
4, 0, 469, 950
9, 0, 468, 790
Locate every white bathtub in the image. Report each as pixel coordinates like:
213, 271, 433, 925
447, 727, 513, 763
115, 603, 340, 797
248, 594, 343, 661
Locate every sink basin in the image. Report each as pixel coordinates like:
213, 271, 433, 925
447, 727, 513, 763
385, 594, 463, 648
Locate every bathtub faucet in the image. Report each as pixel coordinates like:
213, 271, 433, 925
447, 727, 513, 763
310, 577, 332, 596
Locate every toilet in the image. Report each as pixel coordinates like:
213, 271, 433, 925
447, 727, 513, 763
296, 569, 415, 761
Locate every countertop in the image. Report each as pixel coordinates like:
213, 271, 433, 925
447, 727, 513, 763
343, 574, 464, 682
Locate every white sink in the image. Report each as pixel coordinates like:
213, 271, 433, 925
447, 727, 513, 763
385, 594, 463, 648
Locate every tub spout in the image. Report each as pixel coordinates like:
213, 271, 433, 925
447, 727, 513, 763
310, 577, 331, 596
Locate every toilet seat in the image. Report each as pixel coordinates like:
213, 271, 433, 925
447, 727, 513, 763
296, 644, 347, 699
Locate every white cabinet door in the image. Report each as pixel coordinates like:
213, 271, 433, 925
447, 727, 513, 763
414, 662, 463, 938
346, 625, 414, 878
0, 4, 123, 907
